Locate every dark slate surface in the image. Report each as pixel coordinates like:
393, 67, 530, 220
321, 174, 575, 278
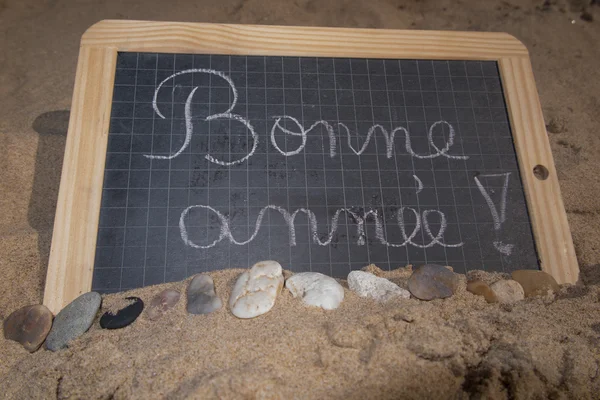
93, 52, 539, 293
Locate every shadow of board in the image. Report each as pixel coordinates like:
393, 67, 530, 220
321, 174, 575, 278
29, 110, 69, 292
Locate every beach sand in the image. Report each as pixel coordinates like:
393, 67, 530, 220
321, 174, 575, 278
1, 0, 599, 398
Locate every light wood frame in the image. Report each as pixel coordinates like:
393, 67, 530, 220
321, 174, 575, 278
43, 20, 579, 314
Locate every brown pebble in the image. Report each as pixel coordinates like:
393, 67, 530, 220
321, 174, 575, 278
581, 11, 593, 22
490, 280, 525, 304
466, 280, 498, 303
3, 305, 53, 352
546, 116, 567, 133
511, 270, 560, 298
146, 289, 181, 320
363, 264, 385, 276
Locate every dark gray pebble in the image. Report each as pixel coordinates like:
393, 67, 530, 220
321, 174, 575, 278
100, 297, 144, 329
45, 292, 102, 351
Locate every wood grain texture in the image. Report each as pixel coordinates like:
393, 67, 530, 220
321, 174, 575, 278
43, 46, 117, 314
499, 57, 578, 284
81, 20, 528, 60
43, 20, 577, 313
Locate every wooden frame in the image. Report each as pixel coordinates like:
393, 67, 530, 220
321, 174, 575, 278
43, 20, 578, 314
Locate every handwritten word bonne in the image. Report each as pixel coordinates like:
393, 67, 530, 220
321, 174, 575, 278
143, 69, 469, 165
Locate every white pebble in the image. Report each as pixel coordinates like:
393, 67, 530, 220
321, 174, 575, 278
348, 270, 410, 302
286, 272, 344, 310
490, 279, 525, 304
229, 260, 284, 319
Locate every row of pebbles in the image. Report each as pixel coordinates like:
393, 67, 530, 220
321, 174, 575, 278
3, 262, 559, 352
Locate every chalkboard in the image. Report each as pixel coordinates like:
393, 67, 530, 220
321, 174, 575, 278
92, 52, 539, 293
43, 22, 579, 312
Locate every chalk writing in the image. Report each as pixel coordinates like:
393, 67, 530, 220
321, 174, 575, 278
145, 69, 468, 164
140, 68, 518, 259
270, 116, 468, 160
474, 173, 513, 256
146, 69, 258, 166
413, 174, 424, 194
179, 204, 463, 250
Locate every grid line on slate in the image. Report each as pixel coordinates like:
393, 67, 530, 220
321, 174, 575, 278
316, 58, 336, 277
245, 56, 251, 271
205, 55, 212, 273
418, 60, 450, 269
348, 60, 372, 267
163, 54, 174, 285
446, 60, 485, 271
141, 53, 157, 287
366, 59, 393, 271
397, 59, 428, 264
465, 60, 497, 271
117, 52, 138, 292
93, 52, 540, 293
382, 58, 412, 267
298, 57, 314, 273
94, 221, 535, 232
333, 59, 355, 277
229, 56, 233, 270
94, 259, 524, 266
479, 61, 507, 272
187, 52, 195, 278
264, 56, 273, 263
282, 57, 294, 272
433, 60, 467, 270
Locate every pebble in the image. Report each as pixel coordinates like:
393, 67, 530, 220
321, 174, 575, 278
546, 116, 567, 133
466, 280, 498, 303
581, 11, 593, 22
146, 289, 181, 320
347, 271, 410, 302
490, 280, 525, 304
3, 305, 53, 352
511, 270, 560, 298
100, 297, 144, 329
407, 264, 459, 300
286, 272, 344, 310
45, 292, 101, 351
187, 274, 223, 314
229, 260, 284, 319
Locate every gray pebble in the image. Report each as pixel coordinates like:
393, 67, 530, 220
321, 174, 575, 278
407, 264, 459, 301
187, 274, 222, 315
45, 292, 101, 351
347, 271, 410, 302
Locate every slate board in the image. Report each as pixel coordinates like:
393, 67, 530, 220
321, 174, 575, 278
93, 52, 539, 293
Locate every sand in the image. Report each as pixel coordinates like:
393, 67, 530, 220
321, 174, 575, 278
1, 267, 600, 399
1, 0, 599, 398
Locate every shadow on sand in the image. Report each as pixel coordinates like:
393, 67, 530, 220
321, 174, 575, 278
28, 110, 69, 291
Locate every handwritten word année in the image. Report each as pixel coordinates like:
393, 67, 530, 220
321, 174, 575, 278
179, 205, 463, 250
